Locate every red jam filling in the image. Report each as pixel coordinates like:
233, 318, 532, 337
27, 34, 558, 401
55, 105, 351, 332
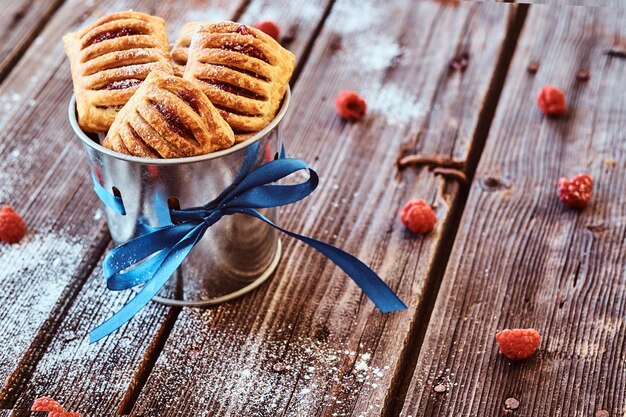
220, 42, 268, 63
204, 80, 265, 100
152, 102, 194, 139
128, 125, 142, 141
175, 89, 201, 113
235, 25, 253, 36
212, 63, 269, 81
87, 28, 142, 46
101, 79, 142, 90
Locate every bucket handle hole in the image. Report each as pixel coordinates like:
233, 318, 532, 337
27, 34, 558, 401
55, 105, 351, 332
167, 197, 180, 211
167, 198, 181, 224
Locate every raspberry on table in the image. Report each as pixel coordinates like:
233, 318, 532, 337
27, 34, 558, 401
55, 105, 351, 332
0, 205, 27, 244
31, 396, 65, 413
536, 84, 566, 117
49, 412, 81, 417
253, 20, 281, 41
496, 328, 540, 360
334, 90, 367, 122
558, 173, 593, 209
400, 199, 437, 235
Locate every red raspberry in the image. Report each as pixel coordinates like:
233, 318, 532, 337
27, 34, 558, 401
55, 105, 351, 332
49, 413, 81, 417
31, 397, 65, 413
496, 328, 540, 360
558, 173, 593, 209
0, 205, 26, 243
253, 20, 280, 41
334, 90, 367, 122
400, 199, 437, 234
536, 84, 566, 117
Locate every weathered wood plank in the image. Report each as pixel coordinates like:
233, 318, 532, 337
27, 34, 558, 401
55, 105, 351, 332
0, 0, 65, 82
402, 5, 626, 417
3, 0, 333, 414
131, 1, 520, 416
238, 0, 333, 71
0, 0, 245, 410
9, 246, 173, 415
514, 0, 624, 8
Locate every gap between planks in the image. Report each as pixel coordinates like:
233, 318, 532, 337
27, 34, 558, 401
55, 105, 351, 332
114, 1, 339, 411
114, 4, 338, 415
1, 1, 524, 415
0, 0, 251, 409
0, 225, 110, 407
385, 4, 530, 416
0, 0, 336, 408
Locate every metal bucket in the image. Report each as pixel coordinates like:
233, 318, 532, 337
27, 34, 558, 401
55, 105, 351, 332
69, 88, 290, 306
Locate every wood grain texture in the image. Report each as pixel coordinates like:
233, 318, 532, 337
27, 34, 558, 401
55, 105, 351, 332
131, 1, 518, 416
237, 0, 333, 69
0, 0, 245, 411
0, 0, 65, 81
401, 5, 626, 417
513, 0, 624, 8
1, 0, 335, 415
9, 246, 172, 416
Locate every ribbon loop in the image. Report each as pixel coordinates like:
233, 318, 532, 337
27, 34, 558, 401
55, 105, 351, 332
90, 156, 406, 343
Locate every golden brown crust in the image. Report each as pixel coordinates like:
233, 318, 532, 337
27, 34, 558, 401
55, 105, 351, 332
63, 11, 174, 132
234, 132, 256, 143
102, 71, 235, 158
184, 22, 295, 136
171, 22, 208, 77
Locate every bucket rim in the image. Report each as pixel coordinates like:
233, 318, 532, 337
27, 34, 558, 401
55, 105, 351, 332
69, 86, 291, 165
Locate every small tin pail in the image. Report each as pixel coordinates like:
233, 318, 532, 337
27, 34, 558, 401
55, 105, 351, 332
68, 88, 290, 306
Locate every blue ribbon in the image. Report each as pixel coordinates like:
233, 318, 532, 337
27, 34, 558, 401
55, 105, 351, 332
89, 157, 407, 343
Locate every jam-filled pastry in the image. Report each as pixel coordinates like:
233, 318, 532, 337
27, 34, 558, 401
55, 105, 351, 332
184, 22, 295, 141
63, 11, 174, 133
102, 71, 235, 158
171, 22, 206, 77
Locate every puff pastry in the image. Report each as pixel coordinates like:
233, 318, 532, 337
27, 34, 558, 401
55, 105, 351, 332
184, 22, 295, 141
63, 11, 174, 132
171, 22, 206, 77
102, 71, 235, 158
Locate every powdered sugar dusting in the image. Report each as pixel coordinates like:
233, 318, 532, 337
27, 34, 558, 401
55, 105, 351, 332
331, 1, 403, 73
27, 328, 137, 399
242, 2, 324, 25
184, 8, 233, 23
331, 0, 378, 35
168, 8, 234, 39
0, 232, 86, 377
0, 92, 23, 126
351, 34, 403, 71
364, 83, 429, 126
0, 231, 84, 285
0, 143, 24, 201
138, 312, 391, 416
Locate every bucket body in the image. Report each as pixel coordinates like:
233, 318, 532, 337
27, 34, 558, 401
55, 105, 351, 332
69, 89, 290, 306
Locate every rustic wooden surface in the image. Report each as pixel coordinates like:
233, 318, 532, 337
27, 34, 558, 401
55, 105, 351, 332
401, 4, 626, 417
132, 1, 517, 415
0, 0, 624, 416
0, 0, 65, 81
4, 0, 332, 415
0, 0, 245, 411
514, 0, 624, 8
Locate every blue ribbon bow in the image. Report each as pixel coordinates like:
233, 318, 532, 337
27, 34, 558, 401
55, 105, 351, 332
90, 156, 406, 343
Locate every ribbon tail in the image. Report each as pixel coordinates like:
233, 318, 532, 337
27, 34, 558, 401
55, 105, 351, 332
91, 173, 125, 215
90, 223, 207, 343
237, 208, 407, 313
104, 223, 197, 290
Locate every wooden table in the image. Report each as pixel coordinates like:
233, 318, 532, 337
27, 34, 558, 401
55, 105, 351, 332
0, 0, 624, 416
